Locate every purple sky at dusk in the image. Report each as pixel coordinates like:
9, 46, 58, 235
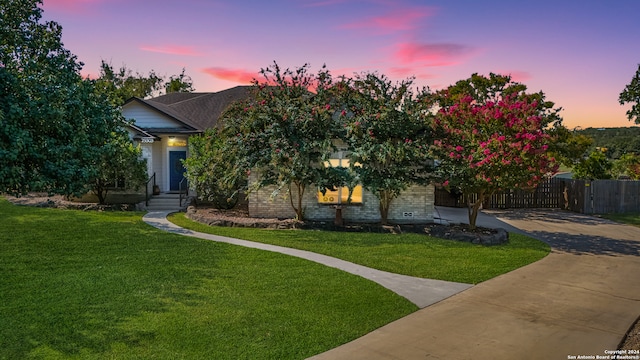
41, 0, 640, 129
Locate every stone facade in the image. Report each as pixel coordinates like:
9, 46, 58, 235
248, 173, 435, 223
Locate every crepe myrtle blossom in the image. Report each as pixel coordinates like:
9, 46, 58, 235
431, 75, 561, 229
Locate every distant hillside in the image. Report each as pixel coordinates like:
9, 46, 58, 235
576, 127, 640, 158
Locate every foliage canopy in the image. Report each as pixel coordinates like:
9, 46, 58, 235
619, 64, 640, 124
0, 0, 146, 200
429, 73, 561, 228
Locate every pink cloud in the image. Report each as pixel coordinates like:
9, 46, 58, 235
395, 42, 473, 66
341, 7, 434, 33
140, 45, 203, 57
497, 70, 532, 82
202, 67, 257, 84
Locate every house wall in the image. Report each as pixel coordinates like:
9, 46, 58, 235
150, 140, 165, 190
248, 172, 435, 223
123, 103, 192, 193
122, 102, 181, 129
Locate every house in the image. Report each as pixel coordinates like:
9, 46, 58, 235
247, 149, 435, 224
122, 86, 252, 193
123, 86, 435, 223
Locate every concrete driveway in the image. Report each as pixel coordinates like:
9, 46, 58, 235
309, 208, 640, 360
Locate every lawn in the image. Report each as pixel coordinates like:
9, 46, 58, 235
0, 199, 416, 360
169, 213, 550, 284
600, 213, 640, 227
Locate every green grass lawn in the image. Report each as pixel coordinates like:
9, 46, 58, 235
169, 213, 550, 284
0, 199, 416, 359
600, 213, 640, 227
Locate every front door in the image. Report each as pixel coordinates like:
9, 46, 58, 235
169, 151, 187, 191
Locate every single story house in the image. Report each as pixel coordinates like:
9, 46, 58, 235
122, 86, 252, 192
123, 86, 435, 223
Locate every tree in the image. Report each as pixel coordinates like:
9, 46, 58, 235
95, 61, 164, 106
0, 0, 147, 202
619, 64, 640, 124
165, 68, 194, 94
220, 62, 337, 220
89, 127, 148, 204
573, 150, 613, 180
547, 125, 593, 167
183, 128, 243, 209
0, 0, 111, 196
578, 127, 640, 159
429, 73, 561, 229
95, 62, 195, 105
340, 73, 433, 224
612, 153, 640, 180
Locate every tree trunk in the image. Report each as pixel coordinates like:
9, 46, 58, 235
379, 190, 391, 225
93, 181, 108, 205
467, 191, 485, 230
288, 182, 306, 220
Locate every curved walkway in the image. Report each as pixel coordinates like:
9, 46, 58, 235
144, 209, 640, 359
310, 208, 640, 359
142, 211, 471, 309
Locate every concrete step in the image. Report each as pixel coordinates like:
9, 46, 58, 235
146, 193, 185, 211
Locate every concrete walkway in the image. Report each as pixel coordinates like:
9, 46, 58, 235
143, 209, 640, 359
310, 207, 640, 359
142, 212, 471, 309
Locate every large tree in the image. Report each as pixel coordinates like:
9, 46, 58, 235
429, 73, 561, 229
95, 62, 195, 106
95, 61, 164, 106
165, 68, 194, 94
1, 0, 98, 196
619, 64, 640, 124
340, 73, 433, 224
220, 62, 337, 219
0, 0, 146, 199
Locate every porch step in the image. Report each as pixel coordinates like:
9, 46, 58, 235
146, 193, 185, 211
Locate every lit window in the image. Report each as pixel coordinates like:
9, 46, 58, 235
317, 156, 363, 204
167, 137, 187, 147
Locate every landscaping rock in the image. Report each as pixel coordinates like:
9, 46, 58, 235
185, 206, 509, 246
428, 224, 509, 246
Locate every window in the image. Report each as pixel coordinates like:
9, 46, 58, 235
317, 157, 363, 204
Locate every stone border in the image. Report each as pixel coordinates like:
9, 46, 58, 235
185, 206, 509, 245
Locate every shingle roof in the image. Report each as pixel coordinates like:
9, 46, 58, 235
127, 86, 253, 132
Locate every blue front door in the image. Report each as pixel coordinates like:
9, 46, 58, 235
169, 151, 187, 191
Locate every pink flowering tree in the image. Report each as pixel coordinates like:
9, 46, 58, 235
430, 73, 561, 229
221, 62, 338, 220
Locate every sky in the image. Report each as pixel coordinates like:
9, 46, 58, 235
41, 0, 640, 129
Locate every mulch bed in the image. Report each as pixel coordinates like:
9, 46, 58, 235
185, 206, 509, 245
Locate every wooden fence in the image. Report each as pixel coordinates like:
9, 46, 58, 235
582, 180, 640, 214
434, 178, 640, 214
